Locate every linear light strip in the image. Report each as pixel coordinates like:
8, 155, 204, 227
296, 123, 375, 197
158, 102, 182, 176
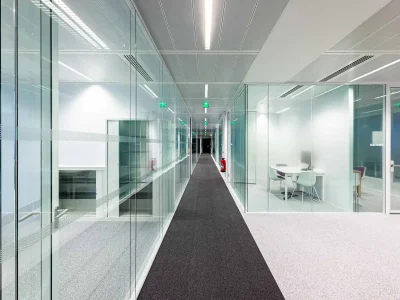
374, 90, 400, 99
59, 61, 94, 81
362, 109, 383, 114
314, 85, 344, 98
54, 0, 109, 49
167, 108, 175, 114
276, 107, 291, 114
291, 85, 315, 99
139, 85, 155, 98
143, 84, 158, 98
40, 0, 101, 49
350, 58, 400, 82
205, 0, 212, 50
205, 84, 208, 98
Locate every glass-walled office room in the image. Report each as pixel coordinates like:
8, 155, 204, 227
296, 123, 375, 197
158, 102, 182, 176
233, 84, 387, 213
0, 0, 191, 299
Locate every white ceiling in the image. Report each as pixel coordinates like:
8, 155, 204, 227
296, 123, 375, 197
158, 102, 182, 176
5, 0, 400, 131
242, 0, 400, 113
133, 0, 289, 128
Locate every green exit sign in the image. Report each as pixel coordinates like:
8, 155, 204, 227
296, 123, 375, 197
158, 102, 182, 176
204, 121, 208, 125
159, 102, 167, 108
180, 120, 185, 125
203, 102, 209, 108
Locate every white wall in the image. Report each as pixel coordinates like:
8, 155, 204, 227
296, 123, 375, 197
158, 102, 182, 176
312, 86, 353, 211
269, 100, 312, 167
247, 85, 354, 212
59, 82, 160, 167
59, 83, 130, 166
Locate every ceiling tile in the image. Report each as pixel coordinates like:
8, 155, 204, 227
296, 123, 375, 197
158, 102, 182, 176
241, 0, 289, 51
134, 0, 175, 50
290, 54, 363, 82
219, 0, 257, 50
330, 0, 400, 51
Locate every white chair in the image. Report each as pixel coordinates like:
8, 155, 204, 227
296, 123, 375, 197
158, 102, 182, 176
269, 166, 285, 194
292, 171, 320, 202
353, 171, 362, 206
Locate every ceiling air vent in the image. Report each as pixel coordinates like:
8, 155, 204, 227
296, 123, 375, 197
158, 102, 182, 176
280, 85, 304, 98
123, 55, 153, 82
319, 55, 374, 82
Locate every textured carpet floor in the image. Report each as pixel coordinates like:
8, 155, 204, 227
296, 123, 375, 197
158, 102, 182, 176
138, 155, 284, 300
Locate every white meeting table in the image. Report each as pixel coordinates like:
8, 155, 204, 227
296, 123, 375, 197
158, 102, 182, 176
271, 166, 325, 201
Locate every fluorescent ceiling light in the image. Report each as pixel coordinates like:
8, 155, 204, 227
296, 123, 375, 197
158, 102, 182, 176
59, 61, 93, 81
53, 0, 108, 49
205, 108, 208, 113
291, 85, 315, 99
205, 0, 212, 50
354, 98, 362, 102
205, 118, 207, 121
350, 58, 400, 82
276, 107, 291, 114
141, 84, 158, 98
205, 84, 208, 98
167, 108, 175, 114
39, 0, 102, 49
177, 118, 182, 122
314, 85, 344, 98
362, 109, 383, 114
374, 90, 400, 99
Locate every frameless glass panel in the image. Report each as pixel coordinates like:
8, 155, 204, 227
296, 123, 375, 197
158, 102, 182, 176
390, 87, 400, 212
1, 0, 16, 298
353, 85, 385, 213
247, 85, 269, 212
231, 87, 247, 208
267, 85, 313, 212
135, 14, 163, 292
54, 0, 133, 299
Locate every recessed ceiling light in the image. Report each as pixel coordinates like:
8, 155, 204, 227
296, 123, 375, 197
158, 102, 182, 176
362, 109, 383, 114
276, 107, 291, 114
314, 85, 344, 98
291, 85, 315, 99
59, 61, 94, 81
54, 0, 109, 49
39, 0, 102, 49
374, 90, 400, 99
205, 0, 212, 50
141, 84, 158, 98
350, 58, 400, 82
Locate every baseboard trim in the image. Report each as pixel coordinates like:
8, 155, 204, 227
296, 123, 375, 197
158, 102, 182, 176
211, 155, 245, 213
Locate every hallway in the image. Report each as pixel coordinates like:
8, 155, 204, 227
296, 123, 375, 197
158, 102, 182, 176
138, 155, 284, 300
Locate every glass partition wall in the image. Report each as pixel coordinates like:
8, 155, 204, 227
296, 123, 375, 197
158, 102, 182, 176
0, 0, 191, 299
228, 84, 386, 213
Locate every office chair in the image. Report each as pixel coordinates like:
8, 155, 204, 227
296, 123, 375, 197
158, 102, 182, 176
268, 166, 285, 194
353, 171, 362, 206
353, 166, 366, 196
291, 171, 320, 202
276, 163, 297, 194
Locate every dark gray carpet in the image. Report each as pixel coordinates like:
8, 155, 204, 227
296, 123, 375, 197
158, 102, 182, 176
138, 155, 285, 300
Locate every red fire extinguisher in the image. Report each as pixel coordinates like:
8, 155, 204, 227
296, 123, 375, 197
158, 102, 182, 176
220, 158, 226, 172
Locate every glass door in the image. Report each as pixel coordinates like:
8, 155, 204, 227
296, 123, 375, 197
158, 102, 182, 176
390, 87, 400, 213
